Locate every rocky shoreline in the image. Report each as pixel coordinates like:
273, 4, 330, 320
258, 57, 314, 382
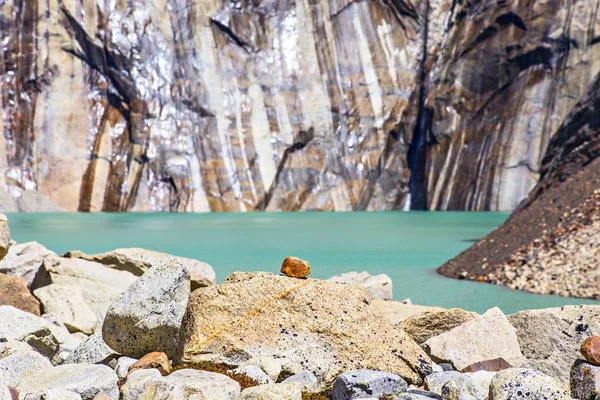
2, 215, 600, 399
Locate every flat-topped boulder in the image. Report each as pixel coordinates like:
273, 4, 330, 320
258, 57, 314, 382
400, 308, 479, 344
64, 248, 215, 290
177, 272, 432, 389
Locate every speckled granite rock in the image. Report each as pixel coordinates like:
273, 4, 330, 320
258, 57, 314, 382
177, 272, 432, 389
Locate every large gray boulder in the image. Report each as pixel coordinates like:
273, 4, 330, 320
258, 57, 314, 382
332, 370, 408, 400
121, 369, 240, 400
571, 359, 600, 400
17, 364, 118, 400
31, 256, 137, 327
102, 260, 190, 359
488, 368, 570, 400
64, 248, 215, 290
441, 371, 496, 400
328, 271, 393, 301
0, 306, 60, 359
0, 352, 52, 386
508, 305, 600, 383
423, 307, 526, 371
0, 242, 55, 288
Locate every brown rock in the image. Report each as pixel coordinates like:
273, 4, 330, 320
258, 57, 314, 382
177, 272, 432, 390
0, 214, 10, 261
581, 337, 600, 365
0, 273, 40, 316
280, 257, 310, 278
127, 352, 172, 376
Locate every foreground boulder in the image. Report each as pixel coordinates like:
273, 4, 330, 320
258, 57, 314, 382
0, 274, 40, 315
508, 305, 600, 382
103, 261, 190, 359
373, 300, 445, 325
31, 256, 137, 326
488, 368, 570, 399
177, 272, 432, 388
423, 307, 525, 371
64, 248, 215, 290
121, 369, 240, 400
332, 370, 407, 400
399, 308, 478, 344
17, 364, 118, 400
441, 371, 495, 400
0, 242, 55, 288
328, 271, 393, 301
0, 306, 59, 359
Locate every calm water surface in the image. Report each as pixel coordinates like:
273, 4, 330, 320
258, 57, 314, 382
8, 212, 599, 314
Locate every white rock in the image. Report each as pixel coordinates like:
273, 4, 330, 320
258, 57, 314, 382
114, 357, 138, 380
0, 306, 60, 359
423, 307, 526, 371
424, 371, 461, 394
372, 300, 446, 325
17, 364, 118, 400
40, 388, 82, 400
34, 286, 98, 334
240, 382, 302, 400
231, 365, 273, 384
489, 368, 570, 399
0, 386, 11, 400
102, 260, 190, 359
65, 248, 216, 289
282, 371, 318, 392
441, 371, 496, 400
0, 339, 36, 359
0, 352, 52, 386
328, 271, 393, 300
0, 242, 55, 288
32, 256, 137, 325
121, 368, 240, 400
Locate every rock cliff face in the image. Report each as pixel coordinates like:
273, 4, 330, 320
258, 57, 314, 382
1, 0, 599, 211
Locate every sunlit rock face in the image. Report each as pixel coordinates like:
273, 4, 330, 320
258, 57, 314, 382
1, 0, 433, 211
419, 0, 600, 211
1, 0, 599, 212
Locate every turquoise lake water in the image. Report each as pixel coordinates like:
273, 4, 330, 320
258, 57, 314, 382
7, 212, 600, 314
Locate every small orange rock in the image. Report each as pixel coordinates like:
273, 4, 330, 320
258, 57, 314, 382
581, 336, 600, 365
280, 257, 310, 278
127, 351, 171, 376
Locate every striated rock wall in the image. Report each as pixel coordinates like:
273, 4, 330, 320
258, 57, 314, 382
1, 0, 431, 211
2, 0, 600, 211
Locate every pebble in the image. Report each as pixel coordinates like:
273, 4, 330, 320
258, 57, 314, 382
582, 337, 600, 365
280, 257, 310, 278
